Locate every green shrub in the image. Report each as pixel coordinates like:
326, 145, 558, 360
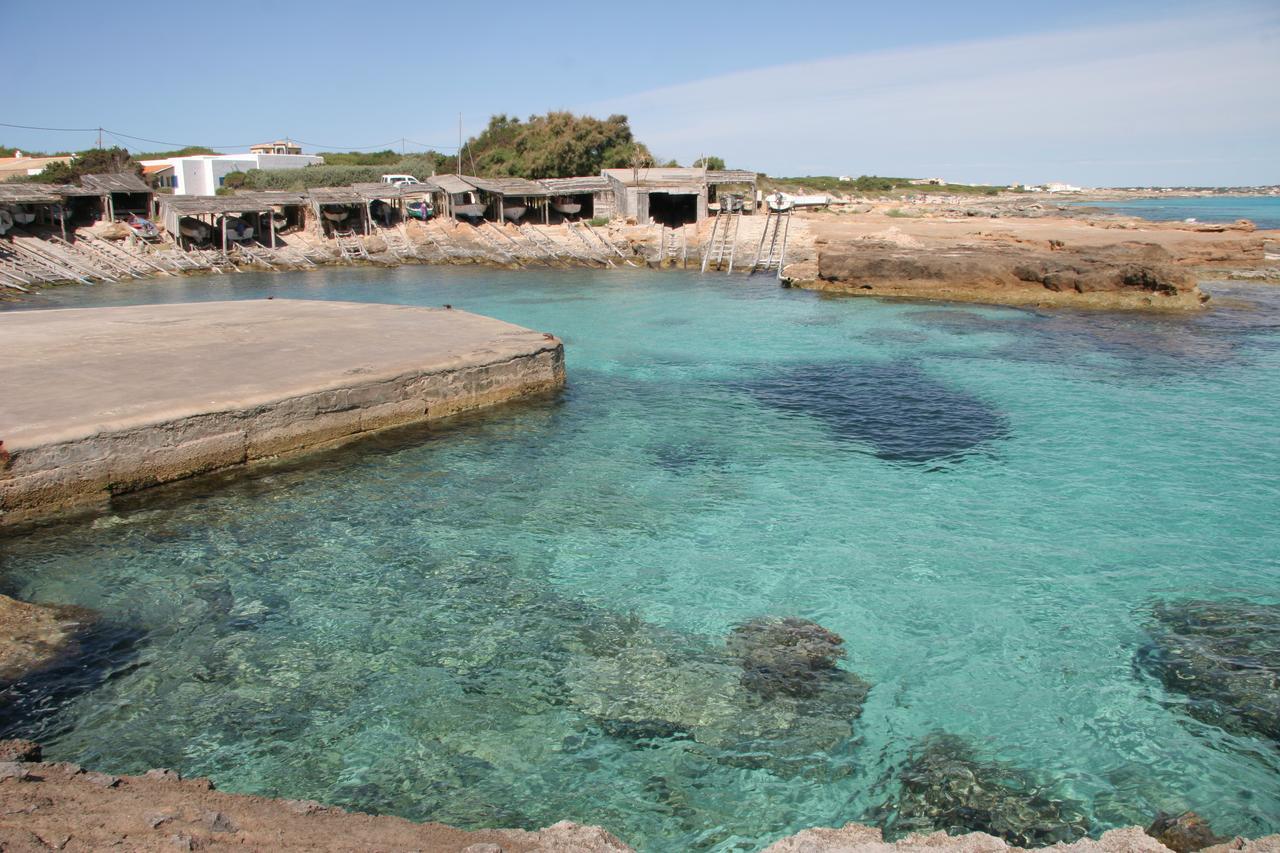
588, 216, 610, 227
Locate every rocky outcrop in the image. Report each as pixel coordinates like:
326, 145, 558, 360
809, 242, 1206, 309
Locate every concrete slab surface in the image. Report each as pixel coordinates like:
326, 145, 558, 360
0, 299, 564, 524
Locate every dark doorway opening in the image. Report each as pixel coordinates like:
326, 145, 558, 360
648, 192, 697, 227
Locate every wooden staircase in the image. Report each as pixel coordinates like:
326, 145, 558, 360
701, 209, 742, 273
334, 230, 369, 262
750, 209, 792, 277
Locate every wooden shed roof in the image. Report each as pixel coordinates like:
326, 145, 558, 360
0, 183, 65, 204
707, 169, 758, 184
465, 176, 550, 197
307, 187, 365, 205
432, 174, 479, 195
80, 172, 152, 194
603, 167, 713, 188
158, 195, 277, 215
541, 176, 612, 194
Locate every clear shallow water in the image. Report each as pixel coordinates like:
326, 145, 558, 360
2, 269, 1279, 850
1067, 195, 1280, 229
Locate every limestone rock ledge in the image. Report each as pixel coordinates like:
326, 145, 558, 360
762, 822, 1280, 853
1, 748, 1277, 853
807, 242, 1205, 310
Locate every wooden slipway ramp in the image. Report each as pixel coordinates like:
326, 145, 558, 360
0, 299, 565, 525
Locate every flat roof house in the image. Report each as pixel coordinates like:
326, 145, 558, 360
602, 167, 758, 226
140, 148, 324, 195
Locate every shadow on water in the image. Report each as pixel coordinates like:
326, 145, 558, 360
0, 617, 145, 744
738, 361, 1009, 464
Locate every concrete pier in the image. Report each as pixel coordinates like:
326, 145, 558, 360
0, 299, 565, 525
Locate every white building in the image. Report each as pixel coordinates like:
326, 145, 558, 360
140, 145, 323, 195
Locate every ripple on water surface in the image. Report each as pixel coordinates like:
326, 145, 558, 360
1, 270, 1279, 851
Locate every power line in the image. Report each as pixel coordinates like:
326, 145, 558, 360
4, 120, 464, 154
0, 121, 99, 132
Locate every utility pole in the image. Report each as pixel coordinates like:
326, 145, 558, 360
96, 127, 103, 149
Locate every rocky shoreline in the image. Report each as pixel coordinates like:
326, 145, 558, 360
2, 597, 1276, 851
0, 746, 1276, 852
4, 207, 1275, 314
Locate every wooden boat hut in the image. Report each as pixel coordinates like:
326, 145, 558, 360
706, 170, 760, 214
238, 191, 311, 236
433, 174, 488, 222
463, 177, 552, 224
539, 176, 615, 222
80, 172, 155, 220
0, 184, 75, 239
158, 195, 279, 252
307, 187, 368, 237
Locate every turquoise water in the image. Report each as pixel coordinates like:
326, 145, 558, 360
2, 268, 1279, 850
1068, 195, 1280, 229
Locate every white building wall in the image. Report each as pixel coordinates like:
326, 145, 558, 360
140, 153, 325, 195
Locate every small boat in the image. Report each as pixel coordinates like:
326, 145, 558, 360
0, 209, 12, 235
222, 216, 254, 241
124, 214, 160, 239
179, 218, 210, 242
271, 211, 288, 231
322, 206, 349, 223
452, 192, 486, 220
502, 203, 527, 222
552, 197, 582, 216
407, 201, 433, 221
12, 206, 35, 226
453, 203, 486, 220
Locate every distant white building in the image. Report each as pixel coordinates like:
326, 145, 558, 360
1044, 182, 1085, 194
140, 144, 323, 195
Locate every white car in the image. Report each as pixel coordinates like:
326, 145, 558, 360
380, 174, 422, 187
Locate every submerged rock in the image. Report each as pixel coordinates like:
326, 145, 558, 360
0, 594, 96, 684
1136, 600, 1280, 743
870, 734, 1090, 846
564, 615, 870, 775
1146, 811, 1222, 853
728, 616, 847, 698
739, 362, 1008, 463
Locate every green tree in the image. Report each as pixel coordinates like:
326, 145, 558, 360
459, 112, 654, 178
38, 147, 139, 184
693, 156, 725, 170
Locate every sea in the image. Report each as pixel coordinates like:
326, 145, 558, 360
1, 268, 1277, 851
1067, 195, 1280, 230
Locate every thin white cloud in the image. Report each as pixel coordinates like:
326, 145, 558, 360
587, 7, 1280, 185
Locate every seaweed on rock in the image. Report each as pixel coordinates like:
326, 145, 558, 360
1136, 600, 1280, 743
870, 734, 1091, 847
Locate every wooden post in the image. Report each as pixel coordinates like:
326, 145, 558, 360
269, 211, 276, 248
221, 216, 227, 254
364, 202, 371, 236
59, 207, 66, 241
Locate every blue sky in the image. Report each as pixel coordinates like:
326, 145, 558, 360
3, 0, 1276, 185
